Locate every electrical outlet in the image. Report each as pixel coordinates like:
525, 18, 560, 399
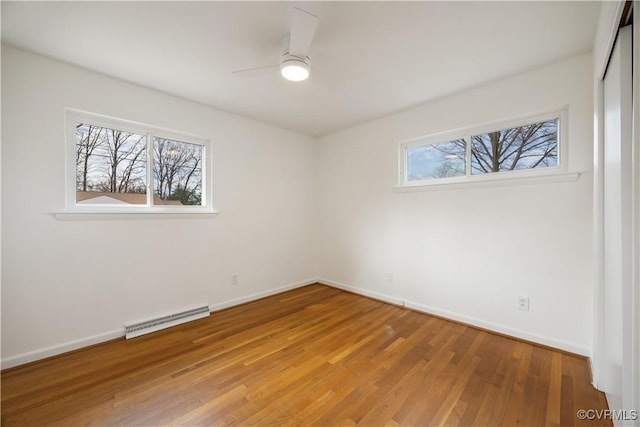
517, 296, 530, 311
231, 274, 238, 286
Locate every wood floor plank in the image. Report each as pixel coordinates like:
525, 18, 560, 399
1, 284, 610, 426
472, 353, 519, 426
546, 351, 563, 427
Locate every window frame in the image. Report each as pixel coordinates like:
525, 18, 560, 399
398, 109, 569, 188
65, 109, 214, 214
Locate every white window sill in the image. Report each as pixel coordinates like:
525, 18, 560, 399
393, 172, 581, 193
54, 211, 219, 221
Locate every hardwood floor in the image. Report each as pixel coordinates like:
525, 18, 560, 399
1, 284, 610, 426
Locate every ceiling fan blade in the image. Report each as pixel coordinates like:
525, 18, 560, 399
288, 7, 319, 58
232, 64, 279, 77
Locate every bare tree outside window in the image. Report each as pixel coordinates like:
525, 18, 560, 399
470, 119, 558, 174
429, 119, 558, 177
153, 138, 203, 206
75, 124, 104, 192
75, 124, 205, 206
406, 118, 559, 184
75, 123, 147, 204
69, 112, 212, 212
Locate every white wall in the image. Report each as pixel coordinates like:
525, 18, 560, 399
1, 45, 318, 368
0, 45, 598, 368
317, 54, 594, 355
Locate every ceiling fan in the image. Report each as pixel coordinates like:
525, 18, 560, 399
233, 7, 320, 82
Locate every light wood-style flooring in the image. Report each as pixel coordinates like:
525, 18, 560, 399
1, 284, 610, 426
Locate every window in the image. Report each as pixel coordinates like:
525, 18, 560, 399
66, 110, 213, 213
399, 110, 567, 187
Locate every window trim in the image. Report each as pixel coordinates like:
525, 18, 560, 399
65, 109, 215, 214
397, 108, 569, 188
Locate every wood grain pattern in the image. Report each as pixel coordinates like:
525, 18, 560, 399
1, 284, 611, 426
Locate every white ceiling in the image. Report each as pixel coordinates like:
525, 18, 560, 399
1, 1, 601, 137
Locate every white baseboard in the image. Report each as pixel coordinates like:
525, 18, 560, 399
208, 278, 317, 312
1, 329, 124, 370
318, 277, 590, 357
320, 278, 405, 307
1, 277, 318, 370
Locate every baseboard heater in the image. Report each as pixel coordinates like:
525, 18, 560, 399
124, 305, 210, 339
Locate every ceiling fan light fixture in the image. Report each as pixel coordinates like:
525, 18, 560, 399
280, 58, 310, 81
